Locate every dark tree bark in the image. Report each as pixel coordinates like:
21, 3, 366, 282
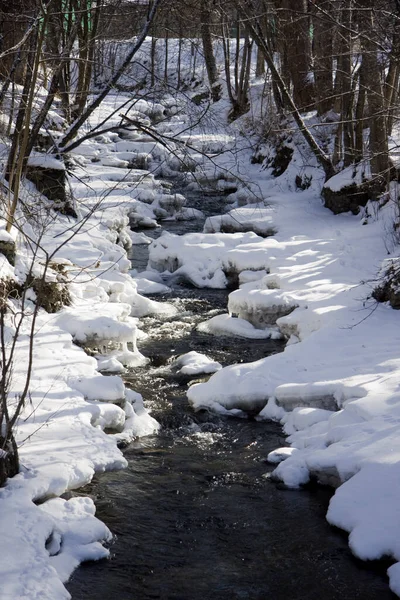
280, 0, 314, 110
359, 1, 390, 179
311, 0, 335, 115
200, 0, 222, 103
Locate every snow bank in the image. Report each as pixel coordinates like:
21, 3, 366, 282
148, 230, 262, 288
28, 153, 66, 171
198, 313, 282, 339
171, 350, 222, 375
204, 205, 276, 237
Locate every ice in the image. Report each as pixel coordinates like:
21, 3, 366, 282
130, 231, 153, 245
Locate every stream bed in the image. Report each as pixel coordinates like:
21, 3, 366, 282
67, 184, 396, 600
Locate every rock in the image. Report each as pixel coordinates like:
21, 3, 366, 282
276, 393, 337, 412
127, 153, 151, 170
372, 258, 400, 309
30, 276, 71, 313
264, 144, 294, 177
322, 175, 385, 215
0, 240, 15, 265
191, 90, 210, 105
311, 466, 342, 488
26, 163, 77, 218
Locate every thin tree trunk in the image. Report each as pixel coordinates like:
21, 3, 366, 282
312, 0, 334, 115
151, 37, 157, 87
359, 2, 389, 179
164, 14, 169, 83
177, 27, 182, 88
354, 62, 366, 162
341, 4, 354, 167
256, 47, 265, 77
200, 0, 221, 103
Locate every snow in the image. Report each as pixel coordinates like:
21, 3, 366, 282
204, 205, 276, 237
28, 153, 66, 171
323, 161, 372, 192
132, 276, 171, 295
148, 230, 262, 288
171, 350, 222, 375
0, 229, 15, 243
198, 313, 282, 339
228, 284, 300, 327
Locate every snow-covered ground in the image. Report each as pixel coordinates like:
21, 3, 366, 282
2, 41, 400, 598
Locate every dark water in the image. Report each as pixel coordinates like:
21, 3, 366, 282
67, 184, 396, 600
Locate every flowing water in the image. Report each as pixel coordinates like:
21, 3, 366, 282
67, 184, 396, 600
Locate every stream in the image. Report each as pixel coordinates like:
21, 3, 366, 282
67, 182, 396, 600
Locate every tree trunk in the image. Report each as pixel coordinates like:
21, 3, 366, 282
385, 24, 400, 137
0, 433, 19, 487
359, 2, 389, 179
0, 0, 36, 83
354, 62, 366, 162
281, 0, 314, 110
200, 0, 221, 103
312, 0, 334, 115
340, 3, 354, 167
